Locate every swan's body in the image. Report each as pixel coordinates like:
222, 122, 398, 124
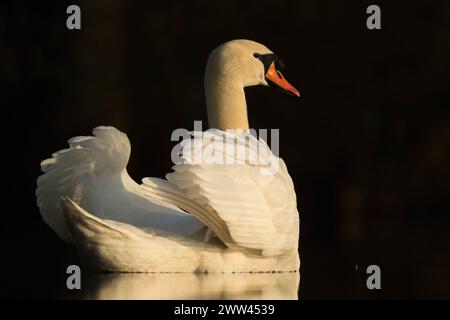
36, 40, 301, 272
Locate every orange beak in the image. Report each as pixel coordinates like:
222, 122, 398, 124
265, 61, 300, 97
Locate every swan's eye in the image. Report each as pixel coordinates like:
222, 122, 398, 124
274, 58, 285, 72
254, 53, 277, 73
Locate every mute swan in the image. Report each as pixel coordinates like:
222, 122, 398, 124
36, 39, 301, 273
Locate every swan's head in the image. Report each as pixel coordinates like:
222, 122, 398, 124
205, 39, 300, 97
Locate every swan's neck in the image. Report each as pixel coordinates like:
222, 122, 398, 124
205, 61, 249, 130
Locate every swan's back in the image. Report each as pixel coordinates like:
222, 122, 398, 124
161, 130, 299, 257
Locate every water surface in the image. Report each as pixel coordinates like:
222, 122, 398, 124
80, 272, 300, 300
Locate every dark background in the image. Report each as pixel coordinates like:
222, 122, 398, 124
1, 0, 449, 299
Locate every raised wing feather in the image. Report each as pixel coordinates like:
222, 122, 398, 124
36, 126, 204, 242
162, 130, 299, 257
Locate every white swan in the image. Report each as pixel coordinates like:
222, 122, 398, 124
36, 39, 301, 273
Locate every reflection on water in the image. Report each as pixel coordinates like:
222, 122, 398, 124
82, 272, 300, 300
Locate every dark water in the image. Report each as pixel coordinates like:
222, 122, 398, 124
2, 1, 450, 300
2, 218, 449, 299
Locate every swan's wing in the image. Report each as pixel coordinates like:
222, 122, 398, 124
36, 126, 125, 242
154, 130, 299, 257
36, 126, 204, 243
